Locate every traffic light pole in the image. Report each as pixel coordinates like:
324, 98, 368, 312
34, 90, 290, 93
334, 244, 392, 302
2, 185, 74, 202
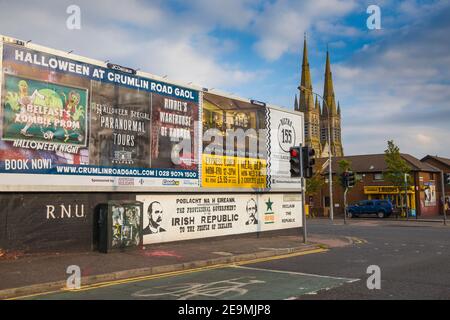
441, 171, 447, 226
343, 187, 348, 225
405, 173, 409, 220
299, 144, 307, 244
299, 86, 333, 222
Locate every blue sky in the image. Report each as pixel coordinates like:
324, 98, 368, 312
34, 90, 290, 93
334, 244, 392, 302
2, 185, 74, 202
0, 0, 449, 158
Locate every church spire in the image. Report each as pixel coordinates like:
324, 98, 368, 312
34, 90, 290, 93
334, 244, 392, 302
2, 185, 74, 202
294, 94, 299, 111
299, 34, 314, 111
323, 49, 337, 115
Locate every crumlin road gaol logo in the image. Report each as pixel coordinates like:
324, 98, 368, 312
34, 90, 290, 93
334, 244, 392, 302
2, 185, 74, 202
277, 118, 296, 152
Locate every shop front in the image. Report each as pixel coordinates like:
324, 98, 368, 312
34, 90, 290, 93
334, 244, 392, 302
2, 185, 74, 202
364, 186, 416, 217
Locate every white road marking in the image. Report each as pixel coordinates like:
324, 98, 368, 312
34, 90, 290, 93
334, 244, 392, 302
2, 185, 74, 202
132, 277, 265, 299
212, 252, 233, 256
258, 247, 292, 251
233, 265, 359, 283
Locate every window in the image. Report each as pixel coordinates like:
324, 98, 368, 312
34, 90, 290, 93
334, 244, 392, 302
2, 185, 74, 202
324, 196, 330, 207
374, 173, 384, 181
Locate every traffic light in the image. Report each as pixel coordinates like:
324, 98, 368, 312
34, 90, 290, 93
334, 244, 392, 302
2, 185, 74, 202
341, 171, 349, 188
289, 146, 301, 178
446, 173, 450, 185
302, 146, 315, 178
347, 171, 355, 188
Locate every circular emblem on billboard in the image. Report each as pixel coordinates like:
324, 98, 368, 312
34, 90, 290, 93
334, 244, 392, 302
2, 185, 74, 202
277, 118, 296, 152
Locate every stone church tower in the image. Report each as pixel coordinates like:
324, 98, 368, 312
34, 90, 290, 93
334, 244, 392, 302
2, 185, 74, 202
320, 50, 344, 157
295, 36, 322, 157
295, 36, 344, 157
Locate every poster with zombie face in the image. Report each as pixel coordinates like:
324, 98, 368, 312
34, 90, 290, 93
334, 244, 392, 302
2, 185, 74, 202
2, 74, 88, 146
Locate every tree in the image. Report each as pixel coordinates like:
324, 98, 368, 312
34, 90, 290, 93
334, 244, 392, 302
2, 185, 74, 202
305, 173, 325, 218
384, 140, 412, 216
337, 159, 351, 189
305, 174, 324, 197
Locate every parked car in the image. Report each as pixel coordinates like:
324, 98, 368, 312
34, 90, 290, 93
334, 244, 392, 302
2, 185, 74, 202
347, 200, 394, 218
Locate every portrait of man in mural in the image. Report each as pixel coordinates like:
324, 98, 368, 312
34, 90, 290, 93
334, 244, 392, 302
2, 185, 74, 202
143, 201, 166, 234
245, 198, 258, 225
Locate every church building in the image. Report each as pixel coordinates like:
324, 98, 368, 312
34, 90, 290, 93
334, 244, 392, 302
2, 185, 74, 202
294, 36, 344, 157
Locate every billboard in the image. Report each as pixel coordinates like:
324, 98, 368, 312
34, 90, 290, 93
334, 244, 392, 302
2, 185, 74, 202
0, 43, 200, 190
202, 92, 267, 189
137, 193, 302, 245
266, 107, 303, 189
0, 39, 303, 192
201, 93, 303, 190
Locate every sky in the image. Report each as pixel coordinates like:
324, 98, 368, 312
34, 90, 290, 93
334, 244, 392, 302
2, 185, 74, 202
0, 0, 449, 158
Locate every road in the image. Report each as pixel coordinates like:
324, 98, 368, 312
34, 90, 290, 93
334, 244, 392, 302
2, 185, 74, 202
23, 219, 450, 300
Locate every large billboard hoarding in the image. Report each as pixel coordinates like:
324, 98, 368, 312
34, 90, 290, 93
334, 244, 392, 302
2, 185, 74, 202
0, 39, 304, 192
0, 43, 200, 190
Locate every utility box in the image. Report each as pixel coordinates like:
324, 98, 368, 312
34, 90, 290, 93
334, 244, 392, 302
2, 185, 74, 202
97, 201, 143, 253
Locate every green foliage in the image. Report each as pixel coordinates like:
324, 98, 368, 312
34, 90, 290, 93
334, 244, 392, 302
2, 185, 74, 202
384, 140, 412, 188
338, 160, 351, 174
337, 159, 351, 189
305, 173, 324, 197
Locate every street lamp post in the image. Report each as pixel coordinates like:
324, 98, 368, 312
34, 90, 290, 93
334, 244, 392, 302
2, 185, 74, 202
299, 86, 334, 221
440, 171, 447, 226
405, 173, 409, 220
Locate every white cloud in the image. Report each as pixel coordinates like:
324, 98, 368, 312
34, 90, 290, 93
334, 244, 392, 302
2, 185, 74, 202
416, 133, 432, 145
187, 0, 259, 29
335, 3, 450, 158
137, 39, 260, 88
251, 0, 358, 60
0, 0, 262, 89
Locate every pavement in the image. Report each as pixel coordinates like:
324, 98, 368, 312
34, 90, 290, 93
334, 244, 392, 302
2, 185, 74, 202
0, 230, 353, 299
314, 215, 448, 224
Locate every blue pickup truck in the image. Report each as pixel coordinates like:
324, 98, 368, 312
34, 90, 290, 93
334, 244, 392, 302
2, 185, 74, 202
347, 200, 394, 218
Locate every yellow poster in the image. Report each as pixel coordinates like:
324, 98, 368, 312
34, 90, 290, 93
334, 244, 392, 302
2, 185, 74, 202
202, 154, 267, 188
